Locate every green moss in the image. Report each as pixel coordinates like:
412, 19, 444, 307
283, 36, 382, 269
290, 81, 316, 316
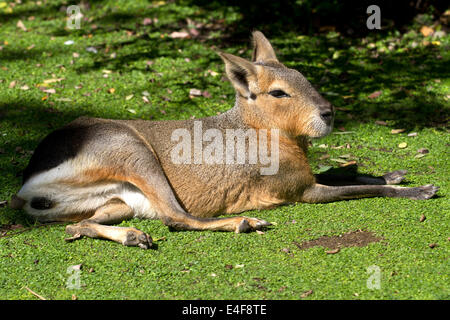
0, 0, 448, 300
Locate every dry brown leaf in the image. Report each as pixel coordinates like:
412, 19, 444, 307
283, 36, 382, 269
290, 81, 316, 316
142, 18, 153, 25
169, 31, 190, 39
9, 81, 16, 88
189, 88, 202, 97
300, 290, 313, 298
43, 78, 64, 84
420, 26, 434, 37
339, 160, 357, 167
17, 20, 27, 31
325, 248, 340, 254
368, 90, 382, 99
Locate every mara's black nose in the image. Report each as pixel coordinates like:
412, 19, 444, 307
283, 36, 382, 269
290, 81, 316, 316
320, 111, 333, 124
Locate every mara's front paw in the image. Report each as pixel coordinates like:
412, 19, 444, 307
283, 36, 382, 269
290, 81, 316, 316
383, 170, 407, 185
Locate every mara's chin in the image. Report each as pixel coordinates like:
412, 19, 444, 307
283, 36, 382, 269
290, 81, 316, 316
308, 119, 334, 138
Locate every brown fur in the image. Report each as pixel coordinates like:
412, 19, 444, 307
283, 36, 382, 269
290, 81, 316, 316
13, 31, 438, 248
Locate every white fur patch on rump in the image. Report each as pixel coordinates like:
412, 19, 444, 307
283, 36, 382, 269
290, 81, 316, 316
17, 157, 158, 222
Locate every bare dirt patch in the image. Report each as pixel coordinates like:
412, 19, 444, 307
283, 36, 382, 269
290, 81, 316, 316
293, 230, 383, 250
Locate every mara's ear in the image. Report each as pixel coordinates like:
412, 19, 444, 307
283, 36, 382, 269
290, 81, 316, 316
251, 31, 278, 63
218, 52, 257, 98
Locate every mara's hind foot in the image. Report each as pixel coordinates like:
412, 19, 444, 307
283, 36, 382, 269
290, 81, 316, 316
235, 216, 272, 233
405, 184, 440, 200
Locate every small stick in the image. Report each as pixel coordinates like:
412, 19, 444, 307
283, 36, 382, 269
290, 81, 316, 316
23, 286, 47, 300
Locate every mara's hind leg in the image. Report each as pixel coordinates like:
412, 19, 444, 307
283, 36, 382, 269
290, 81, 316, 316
65, 199, 153, 249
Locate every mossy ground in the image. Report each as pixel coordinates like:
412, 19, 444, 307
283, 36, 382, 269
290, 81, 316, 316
0, 0, 448, 300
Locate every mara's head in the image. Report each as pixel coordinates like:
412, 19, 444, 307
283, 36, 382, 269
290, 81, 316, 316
219, 31, 334, 138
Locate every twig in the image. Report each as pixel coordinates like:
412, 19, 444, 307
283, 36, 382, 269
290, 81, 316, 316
22, 286, 47, 300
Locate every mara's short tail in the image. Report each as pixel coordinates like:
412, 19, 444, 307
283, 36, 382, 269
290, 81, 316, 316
9, 195, 26, 210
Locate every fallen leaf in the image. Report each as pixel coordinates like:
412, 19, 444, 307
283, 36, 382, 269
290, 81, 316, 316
16, 20, 27, 31
375, 120, 387, 126
189, 88, 202, 97
330, 158, 348, 164
419, 214, 426, 222
207, 70, 219, 77
398, 142, 407, 149
86, 46, 98, 53
326, 248, 340, 254
169, 31, 190, 39
108, 88, 115, 94
417, 148, 429, 154
189, 28, 199, 37
43, 78, 64, 84
407, 132, 418, 137
20, 85, 29, 90
43, 88, 56, 94
300, 290, 313, 298
340, 160, 357, 167
368, 90, 382, 99
235, 264, 244, 268
9, 81, 16, 88
428, 243, 437, 249
420, 26, 434, 37
142, 96, 150, 103
317, 165, 332, 173
125, 94, 134, 101
391, 129, 405, 134
64, 40, 74, 45
127, 109, 136, 114
142, 18, 153, 25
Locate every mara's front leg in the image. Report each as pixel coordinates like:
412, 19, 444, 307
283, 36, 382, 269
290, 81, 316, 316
315, 170, 408, 186
300, 183, 439, 203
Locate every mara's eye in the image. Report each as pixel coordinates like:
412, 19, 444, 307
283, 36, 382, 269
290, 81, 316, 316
268, 90, 290, 98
